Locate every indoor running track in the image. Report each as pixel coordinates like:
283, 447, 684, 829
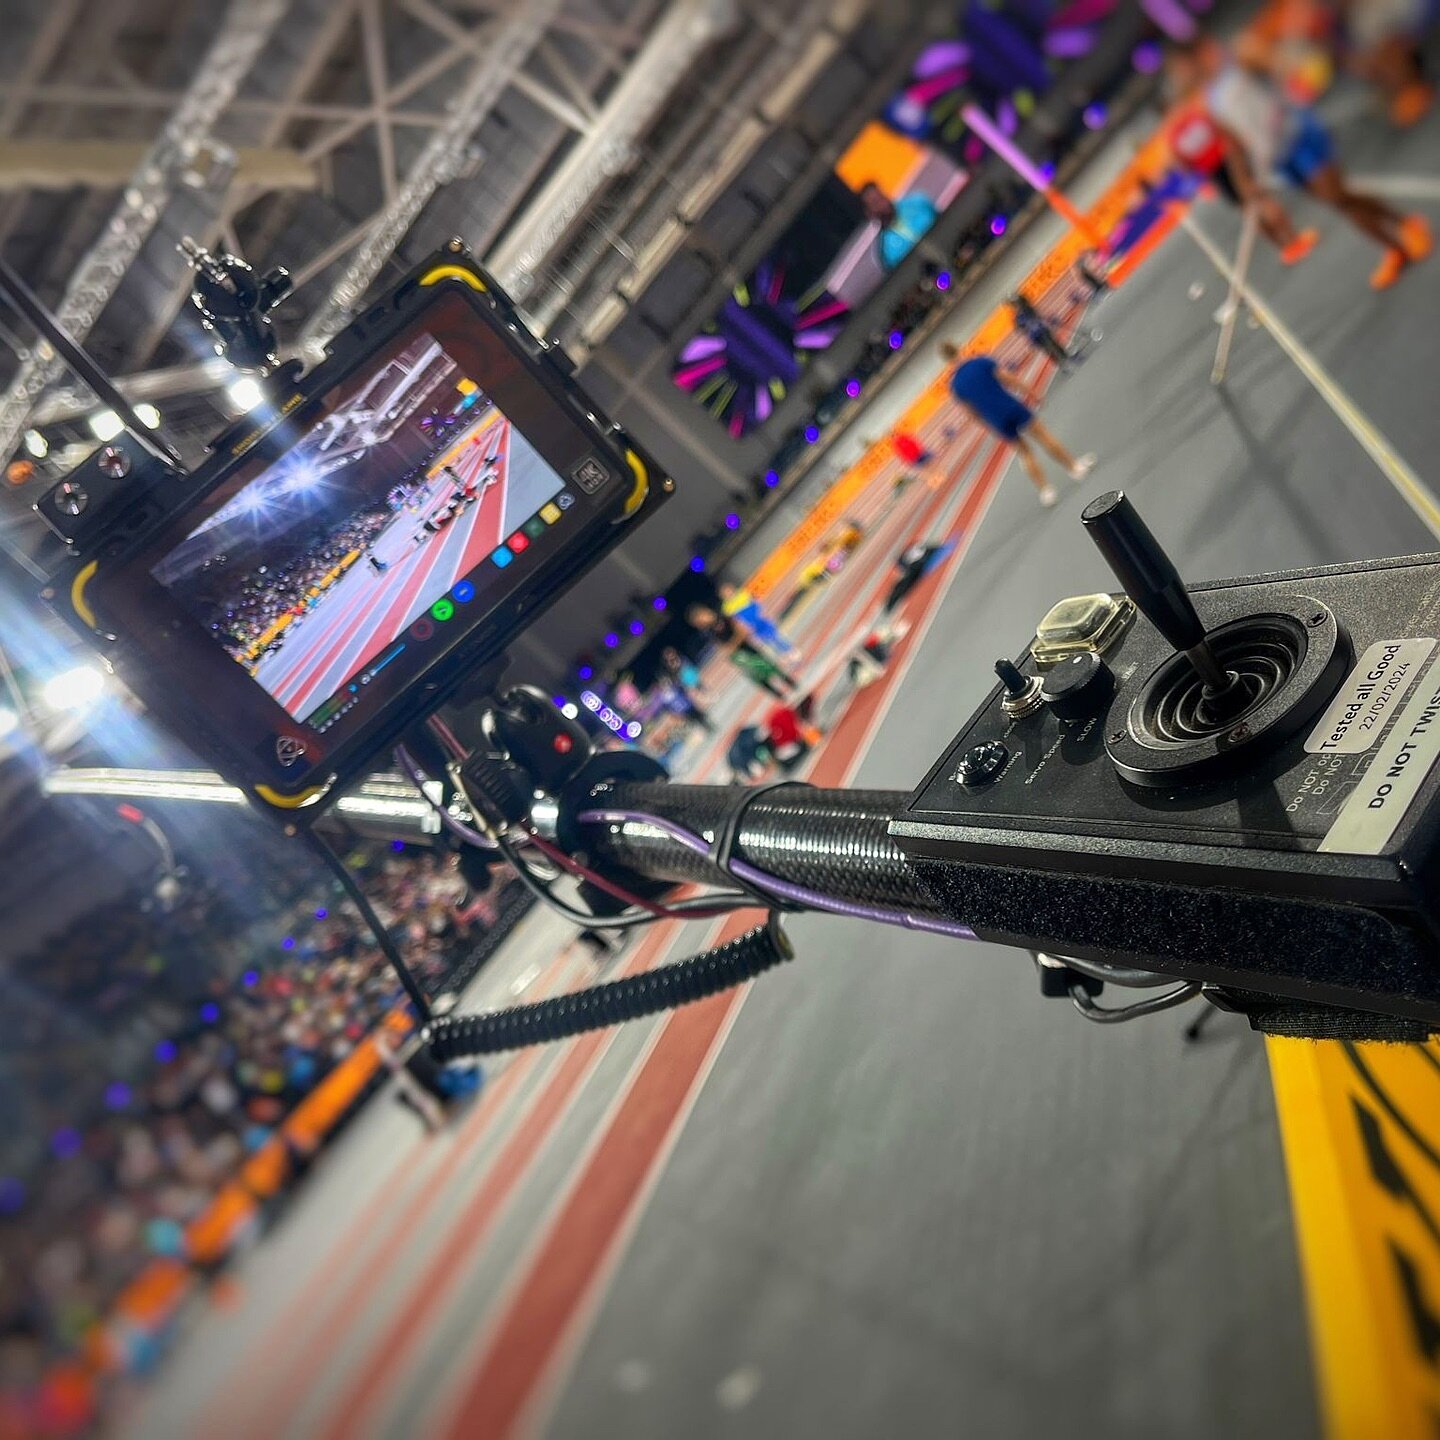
253, 419, 515, 720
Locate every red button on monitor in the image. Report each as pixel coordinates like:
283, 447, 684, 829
508, 532, 529, 553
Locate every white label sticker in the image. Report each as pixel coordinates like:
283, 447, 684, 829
1305, 638, 1435, 754
1320, 669, 1440, 855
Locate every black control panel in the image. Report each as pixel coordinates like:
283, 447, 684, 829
892, 493, 1440, 1029
899, 566, 1399, 862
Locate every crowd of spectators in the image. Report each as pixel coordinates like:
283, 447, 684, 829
0, 820, 530, 1422
199, 507, 392, 662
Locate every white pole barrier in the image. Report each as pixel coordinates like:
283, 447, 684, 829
1211, 203, 1260, 385
1180, 210, 1440, 541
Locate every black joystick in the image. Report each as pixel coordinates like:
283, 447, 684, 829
1080, 491, 1245, 717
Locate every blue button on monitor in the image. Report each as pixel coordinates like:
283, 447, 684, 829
453, 579, 475, 602
491, 546, 514, 569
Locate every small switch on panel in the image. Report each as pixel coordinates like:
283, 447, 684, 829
995, 657, 1044, 718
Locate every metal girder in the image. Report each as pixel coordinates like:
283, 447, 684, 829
298, 0, 565, 353
30, 359, 236, 426
0, 0, 87, 135
485, 0, 741, 300
534, 38, 600, 123
0, 141, 315, 192
448, 3, 649, 55
397, 0, 593, 135
0, 0, 290, 461
568, 0, 875, 359
123, 0, 366, 371
360, 0, 399, 205
0, 80, 450, 130
505, 67, 595, 134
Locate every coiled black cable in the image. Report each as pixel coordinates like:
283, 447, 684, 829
422, 916, 791, 1060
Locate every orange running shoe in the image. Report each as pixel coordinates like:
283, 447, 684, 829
1371, 247, 1408, 290
1280, 229, 1320, 265
1391, 83, 1435, 128
1400, 214, 1434, 262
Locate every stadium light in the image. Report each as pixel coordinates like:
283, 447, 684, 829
22, 429, 47, 459
43, 665, 104, 711
0, 705, 18, 740
228, 376, 264, 412
88, 410, 124, 442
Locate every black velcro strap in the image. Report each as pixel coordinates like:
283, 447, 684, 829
709, 780, 810, 909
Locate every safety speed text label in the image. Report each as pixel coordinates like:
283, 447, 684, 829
1321, 668, 1440, 855
1306, 638, 1435, 755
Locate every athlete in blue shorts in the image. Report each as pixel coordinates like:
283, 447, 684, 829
938, 342, 1094, 509
1167, 36, 1432, 290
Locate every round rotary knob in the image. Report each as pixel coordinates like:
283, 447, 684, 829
1040, 651, 1115, 722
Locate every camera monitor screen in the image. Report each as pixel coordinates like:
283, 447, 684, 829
90, 276, 648, 808
152, 332, 567, 730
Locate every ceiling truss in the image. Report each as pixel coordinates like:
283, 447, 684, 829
0, 0, 830, 514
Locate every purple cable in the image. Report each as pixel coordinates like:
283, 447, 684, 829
394, 745, 497, 849
578, 808, 977, 943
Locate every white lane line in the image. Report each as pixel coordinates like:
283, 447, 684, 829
1179, 211, 1440, 543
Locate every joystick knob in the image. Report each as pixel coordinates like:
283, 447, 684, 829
1081, 490, 1244, 714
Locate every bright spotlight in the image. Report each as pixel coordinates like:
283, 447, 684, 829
228, 376, 264, 412
22, 429, 47, 459
43, 665, 104, 711
88, 410, 124, 441
134, 403, 161, 429
0, 706, 18, 740
561, 703, 579, 720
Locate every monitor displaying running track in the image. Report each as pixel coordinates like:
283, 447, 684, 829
152, 330, 568, 726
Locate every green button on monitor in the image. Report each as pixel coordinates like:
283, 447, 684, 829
524, 516, 546, 540
431, 597, 455, 622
